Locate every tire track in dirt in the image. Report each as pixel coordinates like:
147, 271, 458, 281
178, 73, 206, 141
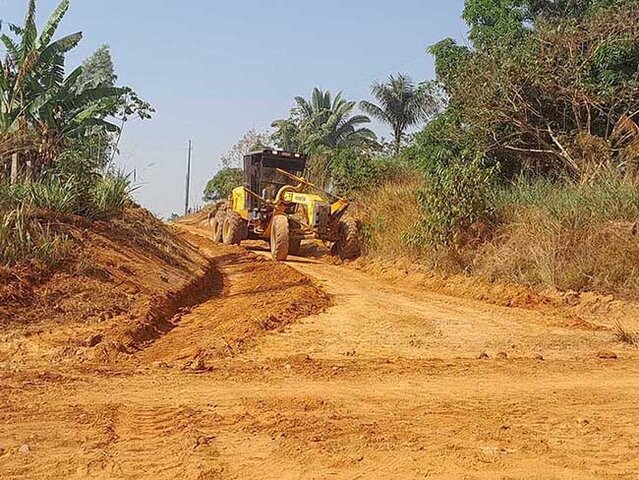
2, 222, 639, 479
244, 249, 620, 363
136, 232, 331, 367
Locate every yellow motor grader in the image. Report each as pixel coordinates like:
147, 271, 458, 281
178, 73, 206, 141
210, 149, 360, 261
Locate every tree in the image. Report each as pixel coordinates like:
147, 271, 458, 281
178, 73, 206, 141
428, 0, 639, 180
203, 168, 242, 201
360, 74, 439, 156
270, 118, 301, 151
272, 87, 377, 154
75, 45, 117, 91
73, 44, 154, 167
0, 0, 152, 180
221, 129, 270, 168
461, 0, 623, 49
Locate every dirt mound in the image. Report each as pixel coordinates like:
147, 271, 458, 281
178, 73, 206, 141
140, 229, 331, 368
0, 207, 213, 367
0, 206, 332, 369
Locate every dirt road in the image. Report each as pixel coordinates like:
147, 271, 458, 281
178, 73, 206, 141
2, 225, 639, 479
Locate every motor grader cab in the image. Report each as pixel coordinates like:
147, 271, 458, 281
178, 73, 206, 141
210, 149, 360, 262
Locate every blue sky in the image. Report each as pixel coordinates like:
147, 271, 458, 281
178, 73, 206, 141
1, 0, 468, 217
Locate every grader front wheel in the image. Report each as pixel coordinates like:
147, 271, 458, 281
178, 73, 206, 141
270, 215, 290, 261
334, 218, 361, 260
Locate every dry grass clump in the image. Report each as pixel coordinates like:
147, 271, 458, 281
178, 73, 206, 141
614, 322, 639, 347
476, 175, 639, 296
357, 172, 639, 298
353, 175, 424, 261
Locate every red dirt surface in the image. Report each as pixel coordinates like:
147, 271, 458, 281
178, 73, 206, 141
1, 209, 639, 479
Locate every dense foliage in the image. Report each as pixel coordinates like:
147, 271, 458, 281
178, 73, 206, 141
204, 168, 243, 201
0, 0, 153, 266
429, 0, 639, 180
0, 0, 152, 180
355, 0, 639, 296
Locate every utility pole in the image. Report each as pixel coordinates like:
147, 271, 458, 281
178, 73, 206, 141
184, 139, 192, 216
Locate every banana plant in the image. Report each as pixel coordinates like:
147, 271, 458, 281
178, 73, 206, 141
1, 0, 127, 176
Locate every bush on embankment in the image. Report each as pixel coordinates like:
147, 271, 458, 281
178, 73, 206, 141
357, 169, 639, 298
0, 171, 134, 267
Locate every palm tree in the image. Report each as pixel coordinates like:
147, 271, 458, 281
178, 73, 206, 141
272, 87, 377, 154
360, 74, 438, 156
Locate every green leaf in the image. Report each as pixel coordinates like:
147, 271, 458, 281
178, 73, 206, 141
39, 32, 83, 65
20, 0, 37, 63
61, 86, 125, 111
38, 0, 70, 48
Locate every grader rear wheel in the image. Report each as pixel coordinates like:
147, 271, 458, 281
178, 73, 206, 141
270, 215, 290, 261
211, 212, 225, 243
223, 212, 244, 245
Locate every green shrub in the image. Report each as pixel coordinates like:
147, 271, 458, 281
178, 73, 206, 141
329, 149, 393, 196
0, 183, 29, 211
409, 155, 497, 249
86, 171, 134, 220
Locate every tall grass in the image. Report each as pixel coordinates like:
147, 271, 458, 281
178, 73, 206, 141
0, 207, 70, 266
29, 176, 80, 214
478, 174, 639, 295
492, 174, 639, 227
0, 170, 134, 266
87, 172, 135, 220
354, 175, 425, 260
358, 172, 639, 297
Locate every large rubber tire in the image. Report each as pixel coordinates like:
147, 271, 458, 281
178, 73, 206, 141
334, 218, 361, 260
287, 218, 302, 256
289, 236, 302, 256
211, 212, 224, 243
223, 212, 244, 245
270, 215, 290, 261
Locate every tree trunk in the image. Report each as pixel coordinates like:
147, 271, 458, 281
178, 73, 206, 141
394, 129, 403, 157
10, 153, 19, 184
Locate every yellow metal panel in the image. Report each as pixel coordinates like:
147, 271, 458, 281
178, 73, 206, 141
331, 199, 349, 216
231, 187, 249, 220
283, 192, 325, 225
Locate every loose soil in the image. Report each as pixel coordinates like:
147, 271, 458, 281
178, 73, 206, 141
1, 211, 639, 479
